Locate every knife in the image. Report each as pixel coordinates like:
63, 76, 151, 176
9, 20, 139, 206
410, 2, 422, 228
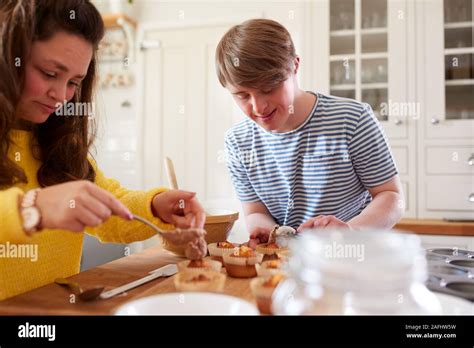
99, 264, 178, 300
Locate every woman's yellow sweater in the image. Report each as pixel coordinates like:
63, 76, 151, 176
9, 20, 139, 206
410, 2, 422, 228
0, 130, 174, 301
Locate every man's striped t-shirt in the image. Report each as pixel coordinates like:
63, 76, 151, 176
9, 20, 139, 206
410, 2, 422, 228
224, 92, 398, 229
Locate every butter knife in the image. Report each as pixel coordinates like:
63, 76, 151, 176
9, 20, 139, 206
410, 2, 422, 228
99, 264, 178, 300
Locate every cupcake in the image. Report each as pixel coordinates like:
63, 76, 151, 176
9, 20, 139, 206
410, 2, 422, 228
177, 257, 222, 273
256, 259, 287, 277
174, 270, 226, 293
222, 245, 263, 278
207, 241, 237, 262
250, 274, 286, 315
256, 242, 289, 261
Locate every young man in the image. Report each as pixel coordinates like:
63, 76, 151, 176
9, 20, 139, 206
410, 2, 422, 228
215, 19, 403, 248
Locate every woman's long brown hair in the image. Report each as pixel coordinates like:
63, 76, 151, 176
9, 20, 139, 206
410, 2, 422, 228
0, 0, 104, 188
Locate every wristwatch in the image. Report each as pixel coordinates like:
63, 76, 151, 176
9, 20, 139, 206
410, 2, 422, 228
20, 188, 42, 235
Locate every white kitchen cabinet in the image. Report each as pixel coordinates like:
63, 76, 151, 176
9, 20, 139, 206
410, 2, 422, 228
416, 0, 474, 220
426, 146, 474, 174
313, 0, 473, 220
425, 176, 474, 211
419, 0, 474, 140
326, 0, 413, 137
315, 0, 417, 218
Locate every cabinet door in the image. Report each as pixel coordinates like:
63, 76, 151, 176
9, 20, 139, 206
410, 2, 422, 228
422, 0, 474, 139
142, 25, 239, 202
327, 0, 412, 139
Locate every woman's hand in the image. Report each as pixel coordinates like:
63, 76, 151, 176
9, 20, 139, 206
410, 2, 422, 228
151, 190, 206, 229
36, 180, 133, 232
297, 215, 352, 232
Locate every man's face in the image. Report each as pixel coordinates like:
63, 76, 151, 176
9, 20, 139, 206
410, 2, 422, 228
227, 77, 297, 133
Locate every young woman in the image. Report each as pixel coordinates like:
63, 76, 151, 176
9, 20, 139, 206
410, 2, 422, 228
0, 0, 206, 300
215, 19, 404, 248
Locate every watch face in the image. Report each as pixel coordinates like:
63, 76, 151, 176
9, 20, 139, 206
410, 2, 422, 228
22, 207, 40, 230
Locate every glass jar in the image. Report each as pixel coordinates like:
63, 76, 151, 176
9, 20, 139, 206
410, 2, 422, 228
272, 229, 442, 315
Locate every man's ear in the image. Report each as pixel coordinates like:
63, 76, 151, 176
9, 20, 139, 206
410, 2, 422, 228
293, 56, 300, 74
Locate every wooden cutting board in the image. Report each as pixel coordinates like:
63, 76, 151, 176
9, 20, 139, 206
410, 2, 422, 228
0, 246, 257, 315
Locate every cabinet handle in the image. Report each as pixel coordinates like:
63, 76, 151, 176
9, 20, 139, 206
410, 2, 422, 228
469, 193, 474, 203
468, 154, 474, 166
394, 119, 402, 126
431, 118, 440, 125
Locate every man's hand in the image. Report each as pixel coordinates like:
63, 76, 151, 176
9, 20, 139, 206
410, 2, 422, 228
297, 215, 352, 232
247, 226, 273, 248
241, 201, 277, 249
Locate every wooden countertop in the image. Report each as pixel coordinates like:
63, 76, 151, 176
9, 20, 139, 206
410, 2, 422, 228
1, 219, 472, 315
395, 219, 474, 237
0, 246, 255, 315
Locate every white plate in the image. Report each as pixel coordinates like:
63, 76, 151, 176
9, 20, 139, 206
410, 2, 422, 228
435, 293, 474, 315
114, 292, 259, 315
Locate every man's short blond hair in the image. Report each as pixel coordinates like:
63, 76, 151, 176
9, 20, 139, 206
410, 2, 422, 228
215, 19, 296, 91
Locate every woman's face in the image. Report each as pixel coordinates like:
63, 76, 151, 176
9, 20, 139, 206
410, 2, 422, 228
15, 31, 93, 124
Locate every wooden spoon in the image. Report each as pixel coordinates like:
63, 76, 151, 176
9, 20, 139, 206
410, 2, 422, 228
164, 156, 179, 190
164, 156, 209, 216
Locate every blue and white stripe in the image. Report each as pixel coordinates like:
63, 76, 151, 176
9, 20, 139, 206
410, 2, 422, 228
224, 92, 398, 229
